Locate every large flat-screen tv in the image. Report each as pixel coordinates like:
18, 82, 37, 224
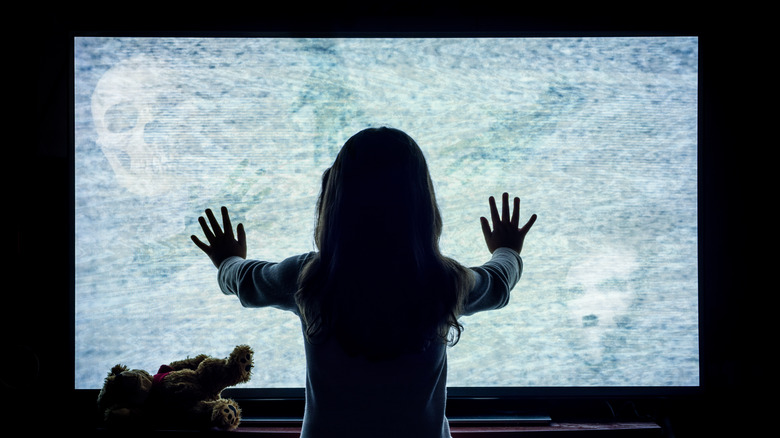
72, 34, 699, 406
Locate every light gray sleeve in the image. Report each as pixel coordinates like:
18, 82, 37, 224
217, 252, 316, 313
461, 247, 523, 316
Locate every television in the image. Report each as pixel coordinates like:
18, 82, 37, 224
69, 32, 701, 424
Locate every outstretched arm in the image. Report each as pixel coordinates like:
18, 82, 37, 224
480, 192, 537, 254
191, 206, 247, 268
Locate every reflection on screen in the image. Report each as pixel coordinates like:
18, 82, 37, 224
74, 36, 698, 389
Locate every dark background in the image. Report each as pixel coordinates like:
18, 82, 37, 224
9, 4, 763, 436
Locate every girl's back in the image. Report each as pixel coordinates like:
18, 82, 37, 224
301, 331, 450, 437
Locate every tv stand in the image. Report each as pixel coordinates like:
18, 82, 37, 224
236, 417, 662, 436
449, 414, 552, 426
231, 423, 662, 436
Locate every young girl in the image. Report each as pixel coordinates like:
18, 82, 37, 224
191, 127, 536, 438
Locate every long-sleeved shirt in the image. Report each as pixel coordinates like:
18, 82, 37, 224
217, 247, 523, 438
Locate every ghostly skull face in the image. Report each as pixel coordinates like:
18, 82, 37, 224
563, 246, 638, 363
91, 56, 180, 197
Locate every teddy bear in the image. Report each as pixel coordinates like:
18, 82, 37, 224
96, 344, 254, 431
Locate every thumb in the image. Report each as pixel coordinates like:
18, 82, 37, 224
237, 223, 247, 255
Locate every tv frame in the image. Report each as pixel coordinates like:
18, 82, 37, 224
43, 16, 724, 432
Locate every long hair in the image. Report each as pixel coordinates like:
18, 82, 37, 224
295, 127, 474, 360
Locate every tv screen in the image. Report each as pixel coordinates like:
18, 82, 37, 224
73, 35, 699, 392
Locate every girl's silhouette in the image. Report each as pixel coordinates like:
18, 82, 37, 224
192, 127, 536, 438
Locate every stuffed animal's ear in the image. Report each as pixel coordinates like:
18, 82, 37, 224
108, 364, 129, 377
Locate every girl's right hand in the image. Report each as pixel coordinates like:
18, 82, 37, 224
480, 193, 537, 254
191, 206, 247, 268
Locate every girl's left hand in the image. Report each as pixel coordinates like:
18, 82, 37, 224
191, 206, 247, 268
480, 192, 536, 255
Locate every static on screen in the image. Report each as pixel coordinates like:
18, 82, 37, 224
74, 36, 699, 389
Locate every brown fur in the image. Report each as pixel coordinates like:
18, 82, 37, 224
96, 345, 253, 430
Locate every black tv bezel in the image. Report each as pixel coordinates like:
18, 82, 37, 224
65, 27, 708, 425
